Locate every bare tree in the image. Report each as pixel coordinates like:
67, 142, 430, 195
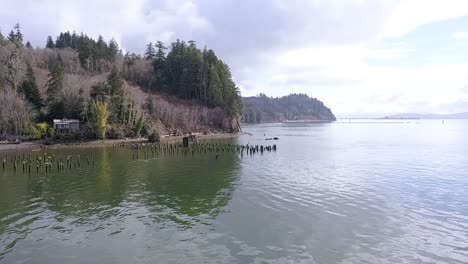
0, 88, 35, 136
0, 42, 27, 90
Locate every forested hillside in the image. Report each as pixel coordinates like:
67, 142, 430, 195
0, 24, 241, 140
242, 94, 336, 123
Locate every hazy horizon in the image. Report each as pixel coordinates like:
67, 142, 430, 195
1, 0, 468, 116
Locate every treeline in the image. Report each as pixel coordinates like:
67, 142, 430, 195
242, 93, 336, 123
0, 24, 241, 140
46, 31, 119, 72
47, 32, 241, 116
123, 40, 241, 115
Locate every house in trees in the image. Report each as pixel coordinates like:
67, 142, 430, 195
53, 118, 80, 133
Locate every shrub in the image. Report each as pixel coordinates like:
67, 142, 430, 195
55, 133, 76, 141
30, 123, 49, 140
47, 127, 55, 137
107, 125, 125, 139
148, 129, 161, 143
30, 127, 42, 140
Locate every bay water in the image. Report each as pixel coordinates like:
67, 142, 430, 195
1, 120, 467, 263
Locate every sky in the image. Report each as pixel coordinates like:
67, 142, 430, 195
1, 0, 468, 117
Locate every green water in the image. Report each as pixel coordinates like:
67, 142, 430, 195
0, 145, 243, 263
1, 121, 468, 263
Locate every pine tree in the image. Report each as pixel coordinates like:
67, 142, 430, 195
107, 66, 124, 96
25, 41, 32, 49
207, 66, 223, 107
145, 42, 156, 60
46, 64, 64, 102
152, 41, 167, 90
155, 41, 166, 60
90, 82, 110, 102
107, 66, 126, 123
46, 36, 55, 48
96, 35, 108, 61
19, 62, 43, 110
107, 38, 119, 61
46, 64, 65, 119
7, 23, 23, 46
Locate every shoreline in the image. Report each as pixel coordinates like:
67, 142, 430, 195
0, 133, 241, 153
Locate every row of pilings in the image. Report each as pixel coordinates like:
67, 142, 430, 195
1, 142, 277, 175
124, 142, 277, 160
1, 152, 96, 175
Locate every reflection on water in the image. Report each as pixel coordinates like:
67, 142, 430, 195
1, 120, 468, 263
0, 146, 240, 263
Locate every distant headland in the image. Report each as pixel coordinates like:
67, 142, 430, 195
241, 93, 336, 123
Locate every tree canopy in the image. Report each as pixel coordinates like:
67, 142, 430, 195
0, 24, 247, 140
46, 31, 119, 71
242, 94, 336, 123
125, 39, 241, 115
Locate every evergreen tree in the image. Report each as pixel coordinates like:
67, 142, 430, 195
152, 41, 167, 90
155, 41, 166, 60
46, 64, 64, 101
107, 66, 124, 96
107, 38, 119, 61
49, 31, 119, 70
25, 41, 32, 49
19, 62, 43, 110
46, 36, 55, 48
62, 88, 86, 120
107, 66, 126, 123
46, 64, 65, 118
207, 66, 223, 107
8, 23, 23, 46
90, 82, 110, 102
145, 42, 156, 60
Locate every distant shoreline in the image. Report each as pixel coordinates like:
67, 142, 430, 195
241, 120, 335, 125
338, 118, 468, 120
0, 133, 241, 153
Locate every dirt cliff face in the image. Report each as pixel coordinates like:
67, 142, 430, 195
222, 116, 242, 133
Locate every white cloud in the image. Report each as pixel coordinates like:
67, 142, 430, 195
241, 43, 468, 116
1, 0, 468, 115
452, 31, 468, 40
380, 0, 468, 39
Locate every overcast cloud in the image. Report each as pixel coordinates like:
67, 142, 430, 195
1, 0, 468, 117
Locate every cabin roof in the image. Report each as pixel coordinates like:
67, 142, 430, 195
53, 118, 80, 124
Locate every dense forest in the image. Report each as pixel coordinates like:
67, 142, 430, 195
242, 94, 336, 123
0, 24, 241, 140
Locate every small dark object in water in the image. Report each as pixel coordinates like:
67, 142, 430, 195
183, 135, 197, 147
273, 137, 279, 140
